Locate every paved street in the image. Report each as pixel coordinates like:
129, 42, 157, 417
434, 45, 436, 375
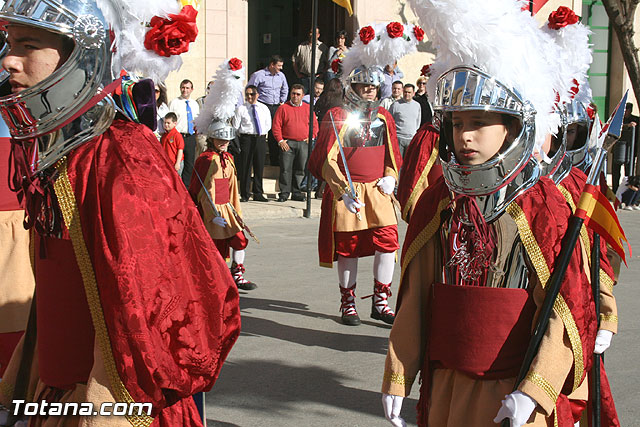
206, 207, 640, 427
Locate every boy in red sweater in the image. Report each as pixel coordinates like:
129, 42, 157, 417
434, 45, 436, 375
272, 84, 319, 202
161, 112, 185, 174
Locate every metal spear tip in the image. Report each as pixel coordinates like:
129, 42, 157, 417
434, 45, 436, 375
599, 90, 628, 151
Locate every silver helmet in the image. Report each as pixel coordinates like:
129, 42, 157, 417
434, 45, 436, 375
434, 66, 541, 222
564, 100, 594, 172
344, 65, 384, 113
0, 0, 115, 173
207, 120, 236, 141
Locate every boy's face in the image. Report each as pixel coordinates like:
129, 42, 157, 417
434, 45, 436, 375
354, 83, 377, 101
566, 123, 579, 150
213, 138, 230, 152
451, 110, 510, 166
3, 25, 71, 94
164, 118, 176, 132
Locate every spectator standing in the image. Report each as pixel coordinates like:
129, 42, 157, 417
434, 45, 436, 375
169, 79, 200, 186
388, 84, 422, 158
160, 112, 184, 174
612, 102, 639, 193
292, 28, 329, 95
233, 85, 272, 202
248, 55, 289, 166
380, 80, 403, 111
326, 30, 349, 82
272, 84, 319, 202
303, 80, 324, 105
413, 76, 433, 125
154, 82, 169, 137
379, 62, 404, 99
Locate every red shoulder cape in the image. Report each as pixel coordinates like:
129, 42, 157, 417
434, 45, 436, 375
396, 123, 442, 222
61, 120, 240, 425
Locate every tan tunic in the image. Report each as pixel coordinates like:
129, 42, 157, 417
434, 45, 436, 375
382, 214, 589, 425
322, 147, 398, 233
197, 154, 243, 241
0, 210, 34, 334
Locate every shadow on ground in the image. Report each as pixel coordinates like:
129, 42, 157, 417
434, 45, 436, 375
206, 359, 418, 424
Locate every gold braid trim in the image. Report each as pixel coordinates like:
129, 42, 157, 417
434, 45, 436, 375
383, 371, 414, 387
601, 270, 614, 293
525, 371, 559, 407
53, 158, 154, 427
402, 145, 439, 221
554, 408, 559, 427
558, 185, 616, 294
0, 379, 13, 401
600, 314, 618, 324
398, 197, 450, 294
506, 202, 584, 392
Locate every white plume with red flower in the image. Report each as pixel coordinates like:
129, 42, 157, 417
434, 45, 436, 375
340, 21, 424, 87
409, 0, 564, 151
96, 0, 199, 82
195, 58, 245, 133
543, 6, 593, 106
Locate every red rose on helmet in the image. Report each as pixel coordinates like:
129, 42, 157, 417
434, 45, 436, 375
331, 58, 341, 73
547, 6, 579, 30
359, 26, 375, 44
386, 22, 404, 38
413, 25, 425, 42
421, 64, 432, 77
229, 57, 242, 71
144, 5, 199, 57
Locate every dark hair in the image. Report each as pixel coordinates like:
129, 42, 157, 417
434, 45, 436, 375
315, 78, 344, 122
291, 83, 305, 92
336, 30, 348, 43
180, 79, 193, 89
269, 55, 283, 65
246, 84, 258, 92
392, 80, 403, 86
164, 112, 178, 122
626, 102, 633, 111
156, 82, 168, 108
404, 83, 415, 91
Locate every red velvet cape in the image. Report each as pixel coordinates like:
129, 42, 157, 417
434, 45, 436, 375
400, 176, 604, 427
58, 120, 241, 426
396, 123, 442, 222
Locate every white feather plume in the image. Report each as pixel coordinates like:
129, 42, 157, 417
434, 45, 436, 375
96, 0, 187, 82
340, 22, 422, 86
195, 58, 245, 133
409, 0, 563, 150
542, 16, 593, 106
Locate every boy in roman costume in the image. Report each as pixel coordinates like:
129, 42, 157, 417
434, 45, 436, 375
381, 1, 603, 426
309, 22, 423, 326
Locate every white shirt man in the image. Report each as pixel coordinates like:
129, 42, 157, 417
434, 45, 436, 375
231, 86, 273, 202
168, 79, 200, 186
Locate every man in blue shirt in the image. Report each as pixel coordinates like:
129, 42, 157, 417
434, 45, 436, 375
248, 55, 289, 166
379, 62, 404, 99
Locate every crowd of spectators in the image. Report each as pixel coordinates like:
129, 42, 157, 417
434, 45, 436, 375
154, 29, 436, 201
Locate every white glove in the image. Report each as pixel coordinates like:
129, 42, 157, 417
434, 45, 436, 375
377, 176, 396, 195
342, 193, 364, 214
493, 391, 537, 427
594, 329, 613, 354
382, 394, 406, 427
212, 216, 228, 227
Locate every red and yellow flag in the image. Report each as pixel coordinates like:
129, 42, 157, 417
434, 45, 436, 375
575, 184, 631, 265
332, 0, 353, 16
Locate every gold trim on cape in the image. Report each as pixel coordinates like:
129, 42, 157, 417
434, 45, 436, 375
402, 144, 439, 221
506, 202, 584, 393
383, 371, 414, 387
525, 371, 559, 407
54, 158, 154, 427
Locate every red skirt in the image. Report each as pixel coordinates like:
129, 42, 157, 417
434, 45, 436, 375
214, 231, 248, 260
334, 225, 399, 258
